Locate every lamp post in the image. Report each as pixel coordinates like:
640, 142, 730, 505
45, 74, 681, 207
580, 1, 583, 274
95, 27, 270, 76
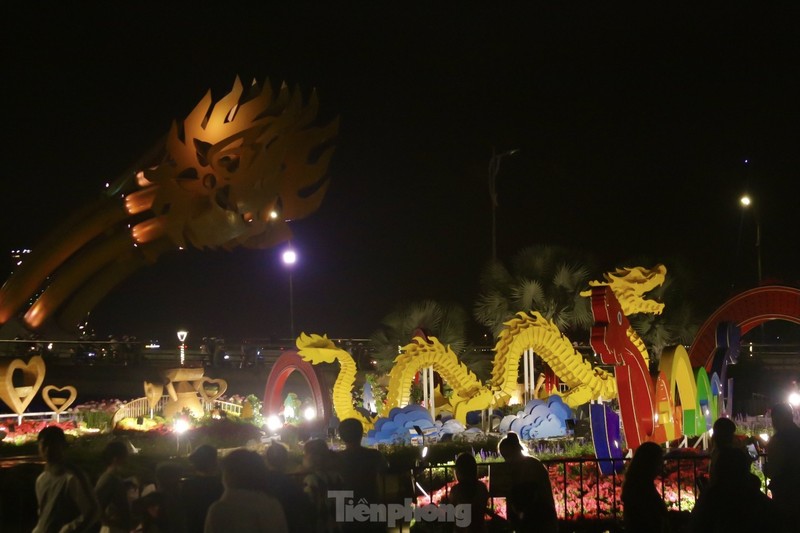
177, 330, 188, 366
488, 148, 520, 261
740, 194, 762, 283
282, 246, 297, 340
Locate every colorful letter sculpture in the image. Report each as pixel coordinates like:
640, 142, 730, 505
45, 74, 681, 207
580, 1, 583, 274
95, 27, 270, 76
0, 77, 338, 333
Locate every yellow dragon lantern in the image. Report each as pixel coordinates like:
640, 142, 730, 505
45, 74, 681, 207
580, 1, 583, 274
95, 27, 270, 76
297, 265, 669, 428
0, 78, 338, 332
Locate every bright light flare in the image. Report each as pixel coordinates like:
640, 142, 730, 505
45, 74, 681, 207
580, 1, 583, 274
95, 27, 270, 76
303, 406, 317, 421
282, 249, 297, 265
740, 195, 752, 207
788, 392, 800, 407
174, 418, 191, 435
421, 446, 428, 458
759, 433, 770, 442
266, 415, 283, 432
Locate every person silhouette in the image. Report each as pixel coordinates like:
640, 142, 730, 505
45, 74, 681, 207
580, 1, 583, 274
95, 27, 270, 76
447, 453, 490, 533
496, 432, 557, 533
33, 426, 99, 533
621, 442, 669, 533
690, 440, 783, 533
264, 442, 314, 533
765, 402, 800, 529
95, 440, 135, 533
180, 445, 223, 533
336, 418, 388, 533
204, 449, 287, 533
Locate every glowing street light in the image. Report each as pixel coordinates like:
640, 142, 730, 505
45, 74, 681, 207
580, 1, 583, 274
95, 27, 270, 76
739, 194, 762, 283
282, 246, 297, 340
177, 330, 188, 366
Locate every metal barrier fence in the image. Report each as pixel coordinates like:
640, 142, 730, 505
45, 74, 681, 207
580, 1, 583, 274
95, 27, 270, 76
412, 453, 768, 523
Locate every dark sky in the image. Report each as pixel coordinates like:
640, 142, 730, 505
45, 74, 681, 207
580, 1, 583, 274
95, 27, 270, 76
3, 4, 800, 344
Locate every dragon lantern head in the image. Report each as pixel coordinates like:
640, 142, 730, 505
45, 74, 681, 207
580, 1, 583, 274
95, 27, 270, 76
140, 77, 338, 250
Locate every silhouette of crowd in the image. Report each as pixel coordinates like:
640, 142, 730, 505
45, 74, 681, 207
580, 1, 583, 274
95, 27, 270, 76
23, 406, 800, 533
29, 418, 388, 533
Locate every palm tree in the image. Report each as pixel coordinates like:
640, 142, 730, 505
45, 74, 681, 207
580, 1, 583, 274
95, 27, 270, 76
473, 245, 596, 339
369, 300, 469, 374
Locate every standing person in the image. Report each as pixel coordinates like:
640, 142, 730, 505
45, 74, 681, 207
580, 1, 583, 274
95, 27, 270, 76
447, 453, 490, 533
765, 402, 800, 529
33, 426, 99, 533
95, 440, 134, 533
181, 445, 223, 533
304, 439, 344, 533
204, 449, 288, 533
621, 442, 669, 533
336, 418, 388, 533
265, 442, 314, 533
496, 432, 557, 533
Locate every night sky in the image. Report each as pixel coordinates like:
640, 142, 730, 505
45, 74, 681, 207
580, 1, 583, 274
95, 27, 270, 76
3, 5, 800, 344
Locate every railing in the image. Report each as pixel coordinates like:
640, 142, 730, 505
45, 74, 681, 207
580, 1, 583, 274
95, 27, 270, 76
412, 453, 768, 524
111, 396, 243, 425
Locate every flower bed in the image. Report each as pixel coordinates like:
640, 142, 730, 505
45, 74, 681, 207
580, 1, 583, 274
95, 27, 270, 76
414, 449, 711, 522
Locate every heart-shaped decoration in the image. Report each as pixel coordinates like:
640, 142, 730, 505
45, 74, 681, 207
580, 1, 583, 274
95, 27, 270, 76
0, 356, 46, 415
194, 377, 227, 402
42, 385, 77, 414
144, 381, 165, 411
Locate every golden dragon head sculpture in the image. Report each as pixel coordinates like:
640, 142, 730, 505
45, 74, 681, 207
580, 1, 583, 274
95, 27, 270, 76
0, 77, 338, 331
132, 77, 339, 250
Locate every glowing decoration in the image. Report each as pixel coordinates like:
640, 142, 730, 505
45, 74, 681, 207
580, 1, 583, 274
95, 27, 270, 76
0, 77, 338, 332
589, 285, 656, 449
590, 402, 624, 475
0, 356, 46, 417
177, 330, 188, 366
143, 381, 164, 416
491, 312, 617, 408
387, 336, 492, 425
161, 367, 226, 419
295, 333, 373, 428
194, 377, 227, 402
659, 346, 699, 439
41, 385, 78, 415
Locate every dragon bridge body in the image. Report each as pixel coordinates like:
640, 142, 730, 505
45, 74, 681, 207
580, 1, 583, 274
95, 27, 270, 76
0, 78, 337, 333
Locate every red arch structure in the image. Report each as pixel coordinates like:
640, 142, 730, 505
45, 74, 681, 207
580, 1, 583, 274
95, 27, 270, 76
263, 350, 331, 425
689, 286, 800, 370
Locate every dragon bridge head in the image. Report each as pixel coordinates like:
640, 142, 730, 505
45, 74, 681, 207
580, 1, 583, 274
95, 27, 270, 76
142, 77, 338, 250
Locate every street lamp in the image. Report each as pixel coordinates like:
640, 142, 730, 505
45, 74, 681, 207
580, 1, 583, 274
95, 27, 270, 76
488, 148, 520, 261
739, 194, 762, 283
282, 246, 297, 340
177, 330, 188, 366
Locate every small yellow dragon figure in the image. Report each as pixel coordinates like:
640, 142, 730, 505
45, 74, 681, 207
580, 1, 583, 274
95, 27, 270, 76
298, 265, 667, 425
0, 78, 337, 332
